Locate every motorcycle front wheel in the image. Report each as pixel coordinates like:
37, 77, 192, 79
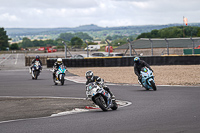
150, 80, 157, 91
111, 100, 118, 110
96, 96, 108, 111
61, 75, 64, 85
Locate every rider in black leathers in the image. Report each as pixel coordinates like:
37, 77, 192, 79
134, 57, 153, 85
31, 55, 43, 66
30, 55, 42, 72
85, 71, 115, 99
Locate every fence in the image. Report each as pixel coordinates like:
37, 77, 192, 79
46, 55, 200, 68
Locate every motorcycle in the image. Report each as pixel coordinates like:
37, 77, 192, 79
140, 67, 157, 91
54, 65, 67, 85
86, 82, 118, 111
30, 61, 42, 80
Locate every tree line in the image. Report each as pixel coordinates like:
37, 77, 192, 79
8, 32, 94, 50
137, 26, 200, 39
2, 26, 200, 50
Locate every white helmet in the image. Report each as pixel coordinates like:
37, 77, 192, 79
57, 58, 62, 64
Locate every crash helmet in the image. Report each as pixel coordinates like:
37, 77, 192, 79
36, 55, 40, 61
85, 70, 94, 81
134, 57, 140, 64
57, 58, 62, 65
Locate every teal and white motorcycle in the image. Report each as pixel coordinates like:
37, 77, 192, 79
140, 67, 157, 91
54, 65, 67, 85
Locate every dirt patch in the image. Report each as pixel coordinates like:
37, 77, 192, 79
0, 97, 93, 122
68, 65, 200, 86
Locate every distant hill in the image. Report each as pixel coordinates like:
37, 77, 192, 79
5, 23, 200, 38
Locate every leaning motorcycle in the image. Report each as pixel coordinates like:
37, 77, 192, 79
30, 61, 42, 80
86, 82, 118, 111
140, 67, 157, 91
54, 65, 67, 85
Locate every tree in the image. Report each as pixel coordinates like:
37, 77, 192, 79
10, 43, 19, 50
74, 32, 93, 40
59, 33, 74, 41
106, 35, 112, 40
197, 28, 200, 37
0, 28, 9, 50
71, 37, 83, 48
20, 37, 33, 48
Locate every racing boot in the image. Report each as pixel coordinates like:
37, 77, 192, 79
29, 67, 32, 74
110, 92, 115, 100
138, 80, 143, 88
53, 73, 56, 81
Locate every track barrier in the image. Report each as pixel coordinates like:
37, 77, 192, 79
46, 55, 200, 68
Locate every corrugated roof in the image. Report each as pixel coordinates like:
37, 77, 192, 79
116, 37, 200, 49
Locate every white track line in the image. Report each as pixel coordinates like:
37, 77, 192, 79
0, 54, 11, 64
15, 54, 19, 65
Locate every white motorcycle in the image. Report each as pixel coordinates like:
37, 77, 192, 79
86, 82, 118, 111
30, 61, 42, 80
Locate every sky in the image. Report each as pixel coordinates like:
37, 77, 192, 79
0, 0, 200, 28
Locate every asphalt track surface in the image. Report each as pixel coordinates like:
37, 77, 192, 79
0, 54, 200, 133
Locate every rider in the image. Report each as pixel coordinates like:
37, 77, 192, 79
134, 57, 153, 86
53, 58, 64, 80
30, 55, 42, 73
85, 70, 115, 99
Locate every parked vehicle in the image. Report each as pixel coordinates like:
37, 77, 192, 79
91, 52, 109, 57
70, 54, 93, 59
140, 67, 157, 91
31, 61, 42, 80
84, 45, 100, 51
109, 52, 124, 56
54, 65, 67, 85
91, 52, 124, 57
86, 82, 118, 111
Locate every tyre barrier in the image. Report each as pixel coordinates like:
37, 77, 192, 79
46, 55, 200, 68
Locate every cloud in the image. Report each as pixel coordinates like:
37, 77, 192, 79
0, 13, 21, 22
0, 0, 200, 28
0, 0, 98, 9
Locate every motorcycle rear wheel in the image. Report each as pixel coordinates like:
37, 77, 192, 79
96, 96, 108, 111
150, 80, 157, 91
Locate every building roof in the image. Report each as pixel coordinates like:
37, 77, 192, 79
116, 37, 200, 49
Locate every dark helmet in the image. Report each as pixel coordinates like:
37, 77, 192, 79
36, 55, 40, 61
134, 57, 140, 64
85, 70, 94, 80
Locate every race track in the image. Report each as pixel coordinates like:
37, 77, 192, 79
0, 54, 200, 133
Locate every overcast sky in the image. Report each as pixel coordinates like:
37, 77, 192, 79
0, 0, 200, 28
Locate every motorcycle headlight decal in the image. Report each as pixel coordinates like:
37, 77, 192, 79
89, 86, 92, 90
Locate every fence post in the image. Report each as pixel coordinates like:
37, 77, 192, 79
165, 38, 169, 55
190, 37, 195, 55
149, 38, 153, 56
